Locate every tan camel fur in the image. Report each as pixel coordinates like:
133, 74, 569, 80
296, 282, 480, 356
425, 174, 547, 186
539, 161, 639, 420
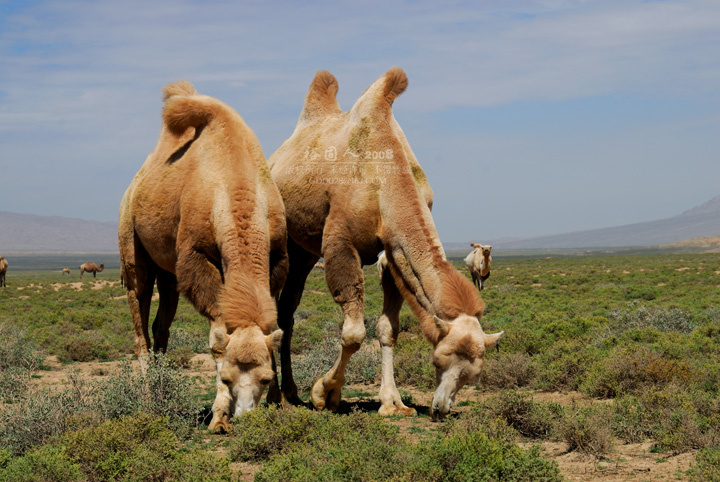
0, 257, 7, 288
464, 243, 492, 290
118, 80, 288, 432
62, 267, 72, 275
268, 68, 503, 420
79, 262, 104, 278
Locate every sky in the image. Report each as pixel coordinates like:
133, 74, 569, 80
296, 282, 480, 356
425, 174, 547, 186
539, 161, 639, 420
1, 0, 719, 243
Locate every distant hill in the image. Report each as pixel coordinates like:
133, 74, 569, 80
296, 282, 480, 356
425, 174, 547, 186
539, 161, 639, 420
0, 212, 118, 253
461, 195, 720, 251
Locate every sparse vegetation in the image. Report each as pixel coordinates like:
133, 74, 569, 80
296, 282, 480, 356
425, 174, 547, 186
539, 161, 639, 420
2, 253, 720, 479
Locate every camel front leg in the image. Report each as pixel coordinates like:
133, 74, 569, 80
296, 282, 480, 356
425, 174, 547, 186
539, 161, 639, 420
152, 269, 179, 353
310, 236, 365, 412
377, 259, 416, 416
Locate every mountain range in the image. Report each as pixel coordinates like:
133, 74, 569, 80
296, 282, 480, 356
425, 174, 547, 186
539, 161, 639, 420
2, 195, 720, 254
449, 195, 720, 252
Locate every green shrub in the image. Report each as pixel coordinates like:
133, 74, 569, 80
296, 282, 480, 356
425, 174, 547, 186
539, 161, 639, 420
689, 446, 720, 481
484, 391, 563, 439
559, 403, 613, 456
0, 445, 84, 482
480, 352, 534, 389
62, 414, 232, 482
394, 335, 434, 389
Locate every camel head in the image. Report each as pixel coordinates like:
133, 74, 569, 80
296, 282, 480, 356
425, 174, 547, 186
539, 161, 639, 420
480, 245, 492, 258
429, 314, 503, 421
208, 326, 282, 430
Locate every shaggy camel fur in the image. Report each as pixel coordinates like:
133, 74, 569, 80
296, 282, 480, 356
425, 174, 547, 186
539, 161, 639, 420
0, 257, 7, 288
79, 262, 104, 278
268, 68, 503, 420
62, 267, 72, 275
119, 81, 288, 432
464, 243, 492, 290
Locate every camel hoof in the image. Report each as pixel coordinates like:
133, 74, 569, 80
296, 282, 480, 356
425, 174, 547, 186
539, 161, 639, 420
325, 388, 341, 412
310, 377, 327, 410
378, 404, 417, 417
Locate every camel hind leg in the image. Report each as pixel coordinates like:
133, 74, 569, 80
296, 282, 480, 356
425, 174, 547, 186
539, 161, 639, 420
122, 237, 157, 372
152, 269, 179, 353
310, 225, 365, 412
377, 260, 416, 416
268, 238, 318, 406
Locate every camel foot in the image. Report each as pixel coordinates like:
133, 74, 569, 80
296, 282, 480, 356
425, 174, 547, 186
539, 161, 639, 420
208, 413, 230, 433
310, 377, 342, 411
378, 402, 416, 417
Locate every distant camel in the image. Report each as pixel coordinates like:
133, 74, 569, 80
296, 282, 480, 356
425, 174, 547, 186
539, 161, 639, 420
0, 257, 7, 288
79, 262, 104, 278
465, 243, 492, 290
62, 267, 72, 275
119, 80, 288, 432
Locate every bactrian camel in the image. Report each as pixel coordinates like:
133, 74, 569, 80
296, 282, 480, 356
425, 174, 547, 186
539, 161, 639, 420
0, 257, 7, 288
79, 262, 104, 278
62, 267, 72, 275
464, 243, 492, 290
268, 68, 503, 420
119, 80, 288, 432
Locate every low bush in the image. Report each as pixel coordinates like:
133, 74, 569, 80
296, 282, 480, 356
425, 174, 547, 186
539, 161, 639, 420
558, 403, 613, 456
689, 446, 720, 482
484, 391, 563, 439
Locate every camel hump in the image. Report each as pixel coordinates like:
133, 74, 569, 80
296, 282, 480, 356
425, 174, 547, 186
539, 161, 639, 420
301, 70, 341, 121
163, 80, 197, 100
162, 86, 216, 136
383, 67, 408, 105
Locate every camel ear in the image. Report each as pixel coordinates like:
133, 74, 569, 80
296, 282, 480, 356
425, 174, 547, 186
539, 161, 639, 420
265, 329, 283, 352
210, 328, 229, 356
433, 315, 449, 338
484, 331, 504, 349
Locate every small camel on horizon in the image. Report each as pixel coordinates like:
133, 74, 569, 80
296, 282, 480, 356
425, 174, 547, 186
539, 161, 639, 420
79, 262, 104, 278
0, 256, 7, 288
465, 243, 492, 291
62, 267, 72, 275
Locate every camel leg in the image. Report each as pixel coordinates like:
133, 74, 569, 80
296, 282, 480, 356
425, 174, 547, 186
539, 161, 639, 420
175, 243, 232, 431
310, 232, 364, 412
377, 262, 416, 416
268, 238, 319, 406
152, 269, 179, 353
123, 241, 157, 373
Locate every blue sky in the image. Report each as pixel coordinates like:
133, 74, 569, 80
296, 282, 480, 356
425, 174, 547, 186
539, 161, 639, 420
1, 0, 718, 243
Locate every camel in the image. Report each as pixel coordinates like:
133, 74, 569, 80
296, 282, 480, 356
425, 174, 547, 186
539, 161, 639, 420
268, 68, 503, 420
464, 243, 492, 290
118, 80, 288, 432
62, 267, 72, 275
79, 262, 104, 278
0, 257, 7, 288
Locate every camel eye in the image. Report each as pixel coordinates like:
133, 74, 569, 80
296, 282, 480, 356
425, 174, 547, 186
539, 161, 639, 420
260, 377, 272, 385
221, 378, 232, 386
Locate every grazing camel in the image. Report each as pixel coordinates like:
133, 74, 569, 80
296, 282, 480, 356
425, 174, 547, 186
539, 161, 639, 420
268, 68, 503, 420
119, 80, 288, 432
0, 257, 7, 288
464, 243, 492, 290
62, 267, 72, 275
79, 262, 104, 278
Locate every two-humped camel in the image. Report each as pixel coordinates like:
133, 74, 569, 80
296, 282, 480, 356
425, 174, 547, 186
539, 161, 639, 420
268, 68, 503, 420
0, 257, 7, 288
465, 243, 492, 290
62, 267, 72, 275
119, 81, 288, 432
79, 262, 104, 278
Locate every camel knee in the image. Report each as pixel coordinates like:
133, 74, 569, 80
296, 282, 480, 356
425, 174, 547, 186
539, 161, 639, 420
341, 320, 365, 352
376, 316, 397, 347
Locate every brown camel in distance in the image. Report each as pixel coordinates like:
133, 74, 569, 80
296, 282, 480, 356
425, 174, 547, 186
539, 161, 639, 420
465, 243, 492, 290
119, 80, 288, 432
0, 257, 7, 288
268, 68, 503, 420
62, 267, 72, 275
79, 262, 104, 278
